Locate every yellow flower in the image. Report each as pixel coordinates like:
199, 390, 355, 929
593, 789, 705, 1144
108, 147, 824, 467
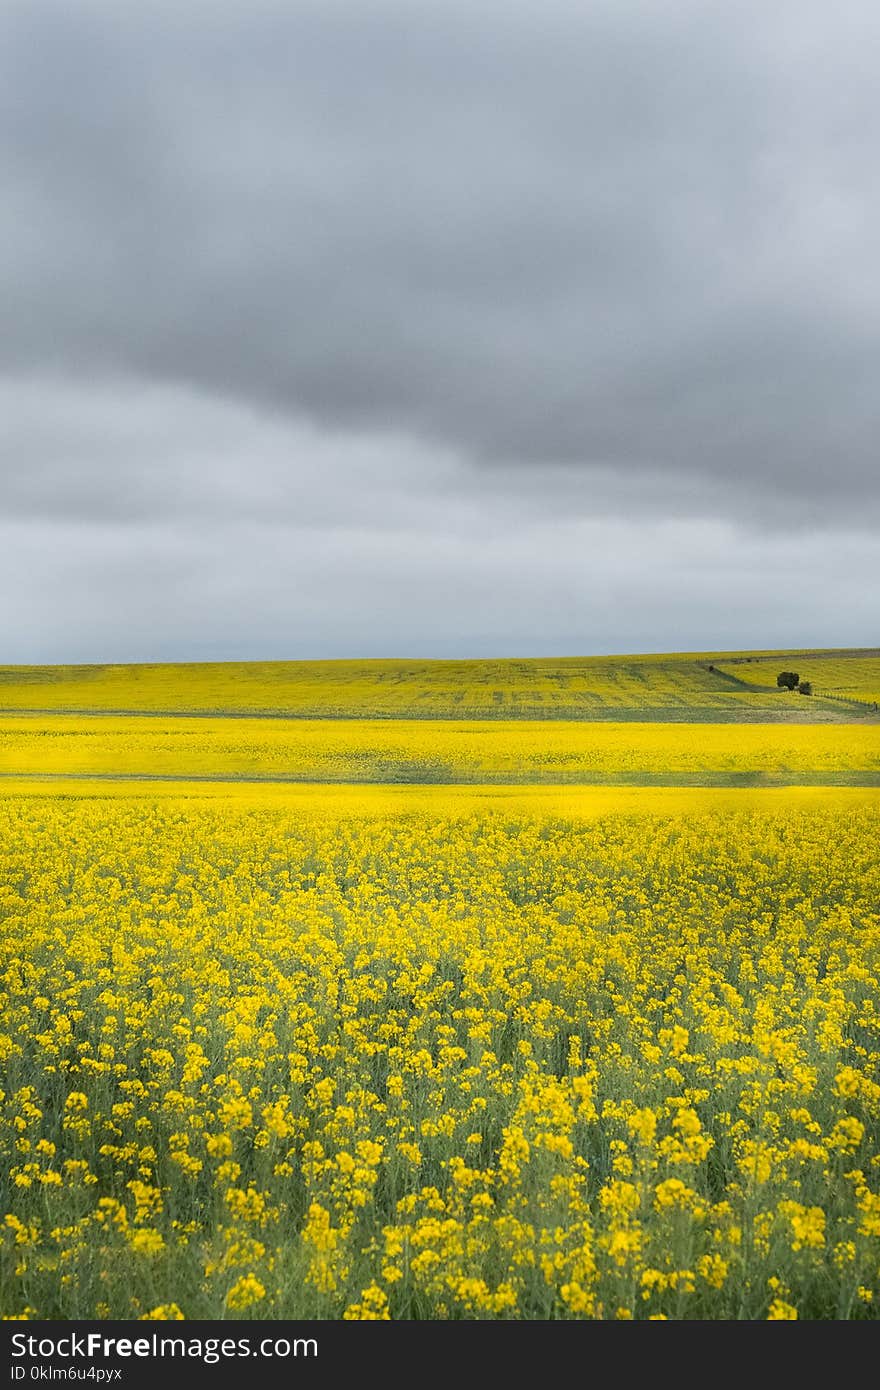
218, 1097, 253, 1130
344, 1285, 391, 1320
560, 1282, 597, 1317
777, 1201, 825, 1251
226, 1275, 266, 1312
207, 1134, 234, 1158
827, 1117, 865, 1154
225, 1188, 267, 1223
767, 1299, 798, 1320
139, 1304, 184, 1321
697, 1253, 728, 1289
626, 1108, 657, 1147
128, 1229, 165, 1257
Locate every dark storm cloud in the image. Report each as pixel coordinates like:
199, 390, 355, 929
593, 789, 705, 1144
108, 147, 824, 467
3, 0, 880, 523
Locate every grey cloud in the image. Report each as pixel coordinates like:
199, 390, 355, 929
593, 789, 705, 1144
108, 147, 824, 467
2, 1, 880, 523
5, 377, 877, 536
0, 378, 473, 532
3, 504, 877, 663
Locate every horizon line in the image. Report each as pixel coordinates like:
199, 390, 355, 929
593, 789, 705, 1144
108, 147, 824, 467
0, 643, 877, 669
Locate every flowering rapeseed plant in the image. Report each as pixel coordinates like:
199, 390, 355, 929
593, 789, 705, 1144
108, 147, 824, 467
0, 792, 878, 1320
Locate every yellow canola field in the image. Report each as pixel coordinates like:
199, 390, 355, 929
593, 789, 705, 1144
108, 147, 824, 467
0, 654, 862, 718
2, 782, 879, 816
2, 792, 880, 1320
2, 716, 878, 784
716, 655, 880, 709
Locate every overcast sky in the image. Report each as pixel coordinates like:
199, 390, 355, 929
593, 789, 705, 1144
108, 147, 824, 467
2, 0, 878, 661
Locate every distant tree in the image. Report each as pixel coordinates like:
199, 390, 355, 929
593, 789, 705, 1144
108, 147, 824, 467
798, 680, 813, 695
776, 671, 800, 690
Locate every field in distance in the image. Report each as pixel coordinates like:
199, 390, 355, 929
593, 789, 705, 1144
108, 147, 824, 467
0, 648, 878, 721
3, 715, 878, 786
714, 651, 880, 710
